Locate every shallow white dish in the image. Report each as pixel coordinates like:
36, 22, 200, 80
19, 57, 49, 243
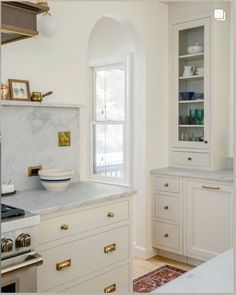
39, 169, 74, 179
187, 43, 203, 54
40, 179, 71, 192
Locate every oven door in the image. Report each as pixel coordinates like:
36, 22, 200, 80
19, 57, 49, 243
1, 252, 43, 293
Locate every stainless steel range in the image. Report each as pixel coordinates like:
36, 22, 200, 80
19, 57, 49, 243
1, 204, 43, 293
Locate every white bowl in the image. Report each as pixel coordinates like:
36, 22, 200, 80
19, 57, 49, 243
40, 179, 71, 192
187, 43, 203, 54
39, 169, 74, 179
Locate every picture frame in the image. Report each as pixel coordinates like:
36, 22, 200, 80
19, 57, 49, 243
8, 79, 31, 101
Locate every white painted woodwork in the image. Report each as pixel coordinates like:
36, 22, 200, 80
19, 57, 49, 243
37, 200, 129, 245
59, 264, 130, 293
172, 151, 210, 168
155, 176, 180, 194
154, 221, 180, 251
184, 180, 233, 261
155, 194, 180, 223
152, 174, 233, 262
37, 198, 132, 293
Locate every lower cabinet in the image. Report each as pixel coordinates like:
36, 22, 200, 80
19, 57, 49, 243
37, 198, 132, 293
60, 264, 130, 293
185, 180, 233, 261
153, 174, 233, 263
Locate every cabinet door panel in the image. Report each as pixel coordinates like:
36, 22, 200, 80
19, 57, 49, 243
185, 181, 233, 261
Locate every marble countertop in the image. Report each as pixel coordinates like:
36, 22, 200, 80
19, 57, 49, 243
154, 249, 233, 293
151, 167, 233, 183
2, 181, 136, 215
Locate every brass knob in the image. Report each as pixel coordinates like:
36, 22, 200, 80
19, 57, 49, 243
1, 238, 13, 253
204, 140, 208, 144
188, 157, 192, 161
164, 183, 169, 187
60, 224, 69, 230
107, 212, 114, 218
164, 233, 169, 238
164, 206, 169, 210
16, 233, 31, 248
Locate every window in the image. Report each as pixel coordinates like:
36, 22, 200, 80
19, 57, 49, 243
90, 60, 130, 184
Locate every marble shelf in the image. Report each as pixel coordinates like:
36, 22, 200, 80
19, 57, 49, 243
1, 100, 81, 109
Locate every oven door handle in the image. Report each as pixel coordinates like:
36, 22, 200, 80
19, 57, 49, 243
1, 253, 43, 276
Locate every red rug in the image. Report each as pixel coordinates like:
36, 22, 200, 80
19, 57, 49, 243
133, 264, 187, 293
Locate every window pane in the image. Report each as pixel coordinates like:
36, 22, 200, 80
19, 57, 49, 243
93, 124, 124, 179
95, 68, 125, 122
106, 69, 125, 121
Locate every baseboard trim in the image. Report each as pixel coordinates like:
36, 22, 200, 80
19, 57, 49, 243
156, 249, 203, 267
133, 244, 158, 259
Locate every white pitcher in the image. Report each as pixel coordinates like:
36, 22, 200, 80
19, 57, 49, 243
183, 65, 195, 77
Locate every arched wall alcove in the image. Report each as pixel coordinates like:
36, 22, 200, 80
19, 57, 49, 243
86, 15, 149, 256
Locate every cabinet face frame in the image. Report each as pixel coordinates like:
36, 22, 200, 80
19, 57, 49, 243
172, 17, 211, 150
183, 178, 233, 261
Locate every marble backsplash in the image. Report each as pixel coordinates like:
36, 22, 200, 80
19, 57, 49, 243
1, 105, 80, 191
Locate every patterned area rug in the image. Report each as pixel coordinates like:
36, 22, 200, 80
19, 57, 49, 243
133, 264, 187, 293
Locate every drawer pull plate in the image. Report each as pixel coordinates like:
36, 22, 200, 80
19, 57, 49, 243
107, 212, 115, 218
164, 206, 169, 210
56, 259, 71, 271
104, 243, 116, 254
164, 233, 169, 238
202, 185, 220, 191
104, 283, 116, 293
164, 183, 169, 187
60, 224, 69, 230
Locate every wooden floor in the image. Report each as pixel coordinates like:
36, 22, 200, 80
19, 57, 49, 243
133, 255, 194, 279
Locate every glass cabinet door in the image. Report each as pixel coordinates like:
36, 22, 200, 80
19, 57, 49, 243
173, 18, 210, 149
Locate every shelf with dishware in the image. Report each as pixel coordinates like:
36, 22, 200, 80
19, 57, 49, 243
179, 52, 204, 60
179, 99, 203, 104
179, 75, 204, 80
179, 125, 203, 128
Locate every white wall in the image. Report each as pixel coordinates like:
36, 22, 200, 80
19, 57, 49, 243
1, 1, 169, 259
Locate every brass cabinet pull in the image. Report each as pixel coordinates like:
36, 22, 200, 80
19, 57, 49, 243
56, 259, 71, 271
104, 283, 116, 293
104, 243, 116, 254
164, 183, 169, 187
202, 185, 220, 191
164, 206, 169, 210
164, 233, 169, 238
60, 224, 69, 230
107, 212, 115, 218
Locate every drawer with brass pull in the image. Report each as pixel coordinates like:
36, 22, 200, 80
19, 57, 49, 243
58, 264, 130, 293
155, 176, 180, 194
172, 151, 210, 168
155, 195, 180, 222
38, 200, 129, 245
154, 221, 180, 251
37, 226, 129, 292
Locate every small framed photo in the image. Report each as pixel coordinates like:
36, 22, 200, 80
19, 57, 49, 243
8, 79, 30, 101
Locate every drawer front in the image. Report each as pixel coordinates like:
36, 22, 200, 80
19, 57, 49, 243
172, 151, 210, 168
37, 226, 129, 292
155, 176, 180, 193
59, 264, 130, 293
155, 195, 180, 222
154, 221, 180, 250
38, 201, 129, 244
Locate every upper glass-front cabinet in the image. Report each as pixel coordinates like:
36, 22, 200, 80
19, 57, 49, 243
173, 18, 210, 149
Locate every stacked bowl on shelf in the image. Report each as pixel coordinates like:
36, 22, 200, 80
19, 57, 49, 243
38, 169, 74, 191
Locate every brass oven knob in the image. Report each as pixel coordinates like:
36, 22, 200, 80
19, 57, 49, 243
16, 233, 31, 248
1, 238, 13, 252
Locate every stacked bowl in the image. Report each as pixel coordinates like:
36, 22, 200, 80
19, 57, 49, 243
38, 169, 74, 192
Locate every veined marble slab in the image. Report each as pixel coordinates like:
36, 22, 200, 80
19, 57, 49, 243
2, 181, 136, 215
1, 105, 80, 191
154, 249, 233, 293
151, 167, 233, 183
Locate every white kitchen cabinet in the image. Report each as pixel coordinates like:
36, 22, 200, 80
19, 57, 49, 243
170, 13, 230, 170
152, 173, 233, 263
36, 198, 132, 293
184, 179, 233, 261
